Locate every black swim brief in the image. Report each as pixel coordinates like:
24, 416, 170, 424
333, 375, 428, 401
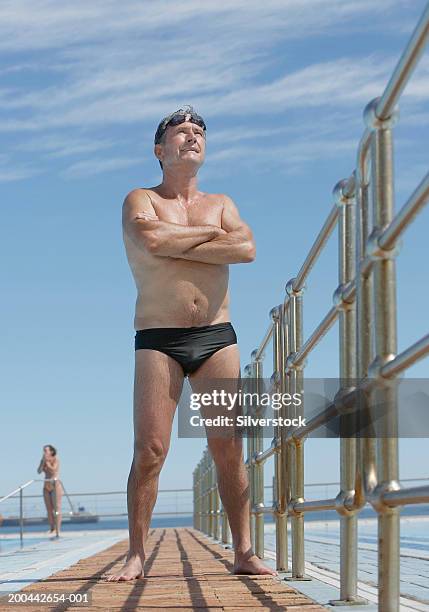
134, 322, 237, 377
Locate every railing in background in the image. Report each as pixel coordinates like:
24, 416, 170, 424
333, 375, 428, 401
194, 4, 429, 611
0, 479, 62, 543
0, 481, 194, 545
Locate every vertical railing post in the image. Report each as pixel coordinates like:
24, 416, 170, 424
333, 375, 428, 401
285, 279, 307, 580
203, 450, 209, 535
282, 301, 292, 570
199, 461, 203, 532
330, 179, 364, 605
213, 462, 221, 541
272, 305, 288, 571
193, 468, 196, 529
208, 452, 215, 537
196, 462, 201, 531
19, 487, 24, 546
355, 144, 378, 509
207, 453, 211, 536
253, 355, 264, 558
205, 451, 210, 535
196, 462, 200, 531
365, 97, 400, 612
221, 502, 231, 546
245, 362, 256, 552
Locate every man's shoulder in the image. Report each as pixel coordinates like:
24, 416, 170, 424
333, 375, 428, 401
204, 192, 235, 206
122, 188, 158, 218
123, 187, 153, 206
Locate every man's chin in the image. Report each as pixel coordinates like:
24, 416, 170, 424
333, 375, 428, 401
176, 158, 204, 170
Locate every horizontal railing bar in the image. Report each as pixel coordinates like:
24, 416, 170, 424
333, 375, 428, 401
6, 478, 429, 502
376, 2, 429, 120
292, 205, 339, 292
0, 480, 35, 504
293, 498, 337, 513
246, 439, 280, 467
381, 333, 429, 377
383, 485, 429, 507
292, 305, 339, 368
0, 487, 193, 501
379, 172, 429, 250
289, 399, 340, 441
254, 322, 274, 361
252, 505, 275, 515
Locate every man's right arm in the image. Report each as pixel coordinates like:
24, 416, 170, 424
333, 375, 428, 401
122, 190, 225, 256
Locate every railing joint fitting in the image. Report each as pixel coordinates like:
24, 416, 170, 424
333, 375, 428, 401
287, 498, 304, 516
363, 96, 400, 130
367, 227, 402, 261
285, 277, 305, 297
367, 354, 398, 385
332, 282, 355, 311
270, 305, 281, 321
333, 386, 357, 415
333, 178, 355, 206
335, 489, 357, 516
285, 352, 306, 372
270, 370, 281, 388
369, 480, 401, 514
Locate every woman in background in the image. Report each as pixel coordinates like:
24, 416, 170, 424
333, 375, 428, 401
37, 445, 63, 535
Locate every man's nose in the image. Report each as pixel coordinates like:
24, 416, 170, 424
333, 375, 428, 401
186, 132, 197, 142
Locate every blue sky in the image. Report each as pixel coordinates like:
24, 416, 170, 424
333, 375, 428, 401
1, 0, 429, 500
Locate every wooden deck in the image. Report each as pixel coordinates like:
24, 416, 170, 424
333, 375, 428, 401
6, 527, 326, 610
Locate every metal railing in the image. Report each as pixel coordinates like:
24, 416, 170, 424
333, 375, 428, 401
193, 4, 429, 611
0, 481, 194, 545
0, 479, 64, 543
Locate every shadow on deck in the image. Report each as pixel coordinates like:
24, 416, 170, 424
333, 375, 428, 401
0, 527, 327, 610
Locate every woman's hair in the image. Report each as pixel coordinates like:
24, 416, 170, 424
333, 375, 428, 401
44, 444, 57, 456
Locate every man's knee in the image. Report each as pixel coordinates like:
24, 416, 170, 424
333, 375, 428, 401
133, 440, 169, 476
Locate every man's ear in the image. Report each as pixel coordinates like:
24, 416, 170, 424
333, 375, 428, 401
154, 144, 163, 164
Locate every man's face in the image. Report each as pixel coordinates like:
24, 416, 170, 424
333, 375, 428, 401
155, 116, 206, 171
43, 446, 53, 457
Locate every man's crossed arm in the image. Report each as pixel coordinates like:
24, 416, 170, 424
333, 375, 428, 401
122, 190, 256, 265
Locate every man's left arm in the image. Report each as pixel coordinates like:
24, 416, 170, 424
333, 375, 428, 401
171, 195, 256, 264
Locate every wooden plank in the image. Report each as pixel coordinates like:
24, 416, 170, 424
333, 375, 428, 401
3, 528, 326, 610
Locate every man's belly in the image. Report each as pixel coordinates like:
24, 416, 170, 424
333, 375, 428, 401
134, 274, 230, 330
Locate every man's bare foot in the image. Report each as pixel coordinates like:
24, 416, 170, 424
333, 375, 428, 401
233, 554, 278, 576
101, 554, 144, 582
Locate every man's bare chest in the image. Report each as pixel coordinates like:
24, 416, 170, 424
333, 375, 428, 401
153, 199, 223, 228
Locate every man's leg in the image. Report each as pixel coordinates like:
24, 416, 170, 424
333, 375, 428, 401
55, 481, 63, 535
43, 488, 55, 532
103, 349, 184, 581
188, 344, 276, 575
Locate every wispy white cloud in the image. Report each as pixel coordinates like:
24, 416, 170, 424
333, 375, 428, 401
3, 53, 426, 134
202, 136, 358, 180
0, 154, 42, 183
61, 156, 146, 178
1, 0, 427, 181
0, 0, 402, 53
16, 135, 116, 158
